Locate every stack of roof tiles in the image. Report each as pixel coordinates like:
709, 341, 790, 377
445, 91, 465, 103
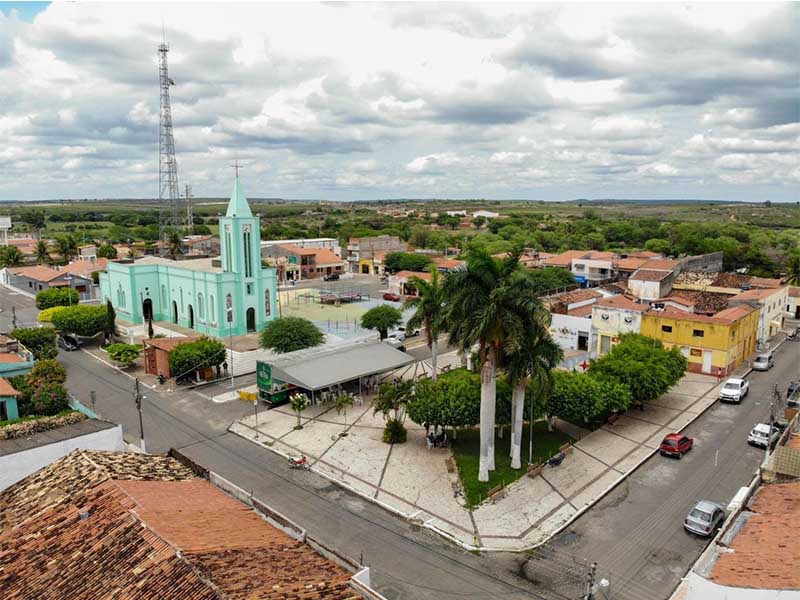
0, 450, 359, 600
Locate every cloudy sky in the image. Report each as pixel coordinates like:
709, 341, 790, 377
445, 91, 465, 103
0, 2, 797, 202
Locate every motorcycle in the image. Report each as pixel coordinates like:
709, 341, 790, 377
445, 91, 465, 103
546, 452, 566, 468
288, 455, 311, 471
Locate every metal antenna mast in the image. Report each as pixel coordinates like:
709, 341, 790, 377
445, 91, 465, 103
158, 41, 180, 237
185, 184, 193, 231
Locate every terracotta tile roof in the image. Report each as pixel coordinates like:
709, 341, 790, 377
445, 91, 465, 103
790, 286, 800, 298
711, 482, 800, 590
730, 287, 785, 302
432, 256, 464, 269
546, 288, 603, 305
395, 269, 432, 281
545, 250, 589, 267
616, 257, 648, 271
0, 352, 23, 363
0, 378, 19, 396
595, 295, 648, 311
0, 451, 360, 600
712, 272, 750, 288
276, 243, 316, 255
64, 257, 109, 278
748, 276, 782, 289
312, 248, 346, 265
671, 290, 730, 314
584, 251, 618, 260
640, 258, 680, 271
567, 304, 594, 317
630, 269, 673, 282
627, 251, 662, 259
145, 336, 203, 352
656, 296, 695, 307
8, 265, 63, 282
646, 304, 756, 325
713, 304, 758, 322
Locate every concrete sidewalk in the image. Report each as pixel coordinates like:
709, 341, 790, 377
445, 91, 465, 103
231, 371, 725, 551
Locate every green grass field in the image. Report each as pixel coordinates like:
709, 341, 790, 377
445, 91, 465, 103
451, 422, 572, 507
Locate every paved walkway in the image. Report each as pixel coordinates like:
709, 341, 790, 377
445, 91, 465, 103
231, 371, 724, 551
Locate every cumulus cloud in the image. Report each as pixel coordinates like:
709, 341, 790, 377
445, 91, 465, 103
0, 2, 796, 201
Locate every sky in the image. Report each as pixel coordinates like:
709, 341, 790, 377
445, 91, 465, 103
0, 2, 797, 202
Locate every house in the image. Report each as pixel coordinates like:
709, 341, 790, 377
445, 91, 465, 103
0, 350, 34, 379
591, 295, 648, 356
493, 250, 552, 268
787, 286, 800, 319
182, 235, 219, 256
684, 481, 800, 600
445, 210, 467, 217
627, 261, 681, 300
673, 271, 782, 295
0, 450, 369, 599
431, 256, 464, 272
641, 305, 759, 376
544, 250, 619, 284
261, 237, 341, 257
77, 244, 97, 262
544, 289, 604, 353
347, 235, 408, 274
391, 269, 432, 296
472, 210, 500, 219
6, 237, 41, 259
263, 244, 346, 282
143, 336, 203, 378
0, 378, 20, 422
728, 286, 788, 348
5, 265, 93, 298
63, 257, 109, 288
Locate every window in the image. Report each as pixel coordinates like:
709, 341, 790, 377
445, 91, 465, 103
574, 263, 585, 271
601, 313, 609, 321
243, 227, 252, 278
661, 325, 672, 333
179, 287, 184, 312
28, 281, 32, 288
160, 284, 167, 306
265, 290, 271, 317
693, 329, 704, 338
246, 283, 253, 295
209, 294, 215, 325
198, 293, 204, 320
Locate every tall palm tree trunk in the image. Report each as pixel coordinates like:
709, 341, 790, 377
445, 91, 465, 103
511, 378, 526, 469
479, 350, 497, 482
430, 339, 438, 380
509, 391, 517, 459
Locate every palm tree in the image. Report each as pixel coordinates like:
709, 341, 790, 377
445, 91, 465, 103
167, 230, 184, 260
0, 245, 23, 268
443, 248, 542, 482
405, 266, 446, 380
505, 329, 563, 469
54, 235, 77, 261
35, 240, 49, 264
786, 251, 800, 286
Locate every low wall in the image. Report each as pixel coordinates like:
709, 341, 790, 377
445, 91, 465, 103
0, 424, 124, 491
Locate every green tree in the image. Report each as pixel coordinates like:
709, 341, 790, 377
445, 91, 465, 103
547, 371, 632, 424
785, 250, 800, 286
361, 305, 402, 340
0, 245, 24, 268
35, 287, 79, 309
11, 327, 58, 360
383, 252, 433, 273
167, 229, 184, 260
30, 382, 70, 416
335, 393, 354, 434
35, 240, 50, 264
289, 391, 309, 429
407, 368, 481, 436
405, 266, 446, 380
589, 333, 687, 407
106, 343, 141, 368
443, 248, 542, 481
97, 243, 118, 259
373, 379, 414, 443
37, 306, 67, 323
20, 209, 46, 230
526, 267, 575, 294
168, 337, 226, 380
27, 359, 67, 389
644, 239, 672, 255
54, 234, 78, 260
104, 299, 116, 342
260, 317, 324, 353
50, 305, 108, 337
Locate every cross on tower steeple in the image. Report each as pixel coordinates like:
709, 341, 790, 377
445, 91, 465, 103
231, 160, 242, 179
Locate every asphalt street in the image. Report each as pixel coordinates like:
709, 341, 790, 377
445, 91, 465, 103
520, 334, 800, 600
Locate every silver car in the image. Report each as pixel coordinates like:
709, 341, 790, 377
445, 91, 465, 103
753, 353, 774, 371
684, 500, 725, 536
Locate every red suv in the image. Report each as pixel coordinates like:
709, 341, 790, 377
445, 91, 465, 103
659, 433, 693, 458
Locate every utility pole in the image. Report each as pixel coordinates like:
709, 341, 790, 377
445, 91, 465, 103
583, 562, 597, 600
134, 378, 146, 453
90, 390, 96, 414
764, 399, 776, 467
11, 306, 16, 329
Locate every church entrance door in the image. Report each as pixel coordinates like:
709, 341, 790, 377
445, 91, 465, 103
188, 305, 194, 329
246, 307, 256, 333
142, 299, 153, 321
172, 301, 178, 324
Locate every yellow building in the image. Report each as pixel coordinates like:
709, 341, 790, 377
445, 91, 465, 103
641, 305, 759, 377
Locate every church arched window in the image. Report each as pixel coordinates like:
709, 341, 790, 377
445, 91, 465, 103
209, 294, 215, 325
198, 293, 204, 321
160, 284, 167, 306
264, 290, 271, 317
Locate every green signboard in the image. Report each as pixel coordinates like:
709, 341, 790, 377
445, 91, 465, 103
256, 361, 272, 392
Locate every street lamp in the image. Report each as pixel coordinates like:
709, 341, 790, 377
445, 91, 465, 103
64, 275, 74, 306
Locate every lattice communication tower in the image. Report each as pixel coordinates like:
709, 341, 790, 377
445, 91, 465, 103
158, 42, 180, 237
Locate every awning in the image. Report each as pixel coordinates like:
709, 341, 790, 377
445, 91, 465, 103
268, 339, 414, 391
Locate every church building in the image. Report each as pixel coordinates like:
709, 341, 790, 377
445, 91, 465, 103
99, 177, 278, 337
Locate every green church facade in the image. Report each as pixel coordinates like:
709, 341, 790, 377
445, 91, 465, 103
99, 178, 278, 337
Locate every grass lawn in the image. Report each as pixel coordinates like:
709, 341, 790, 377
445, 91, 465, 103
451, 421, 572, 507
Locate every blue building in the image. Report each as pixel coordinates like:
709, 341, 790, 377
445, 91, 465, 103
99, 177, 279, 337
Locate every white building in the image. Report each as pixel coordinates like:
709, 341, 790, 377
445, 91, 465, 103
472, 210, 500, 219
544, 289, 604, 353
571, 251, 618, 283
261, 237, 341, 257
728, 286, 789, 348
786, 286, 800, 320
445, 210, 467, 217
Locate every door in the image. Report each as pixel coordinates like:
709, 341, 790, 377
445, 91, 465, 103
702, 350, 712, 374
246, 307, 256, 332
188, 305, 194, 329
795, 305, 800, 319
600, 335, 611, 355
577, 331, 589, 351
680, 346, 690, 358
142, 298, 153, 321
172, 301, 178, 324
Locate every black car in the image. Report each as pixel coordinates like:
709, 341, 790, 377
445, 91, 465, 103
57, 334, 80, 351
323, 273, 340, 281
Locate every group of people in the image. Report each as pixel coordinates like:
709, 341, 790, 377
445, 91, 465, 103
425, 424, 448, 449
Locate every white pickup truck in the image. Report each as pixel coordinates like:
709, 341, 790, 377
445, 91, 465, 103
719, 378, 749, 403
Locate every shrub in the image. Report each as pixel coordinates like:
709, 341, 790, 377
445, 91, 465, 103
36, 287, 79, 310
30, 383, 70, 416
384, 252, 433, 273
0, 411, 85, 439
168, 337, 226, 380
382, 418, 407, 443
11, 327, 57, 360
51, 304, 108, 336
260, 317, 324, 354
37, 306, 68, 323
547, 371, 632, 424
28, 359, 67, 388
106, 343, 141, 367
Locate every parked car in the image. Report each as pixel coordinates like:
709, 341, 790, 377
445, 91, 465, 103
383, 292, 401, 302
719, 378, 749, 403
747, 423, 779, 448
323, 273, 340, 281
384, 335, 405, 352
57, 334, 80, 352
397, 326, 420, 338
684, 500, 725, 536
659, 433, 694, 458
753, 353, 774, 371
